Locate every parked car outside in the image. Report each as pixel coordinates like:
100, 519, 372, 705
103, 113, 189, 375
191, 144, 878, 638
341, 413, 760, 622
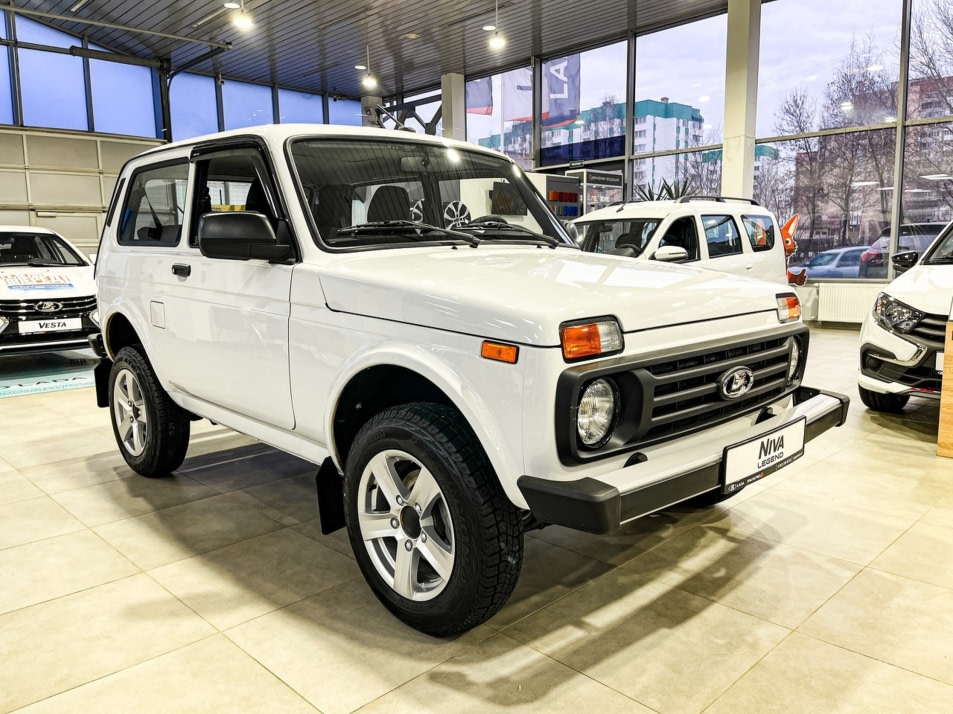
572, 197, 789, 283
800, 246, 866, 279
858, 222, 953, 412
0, 226, 99, 355
858, 222, 946, 279
92, 125, 848, 636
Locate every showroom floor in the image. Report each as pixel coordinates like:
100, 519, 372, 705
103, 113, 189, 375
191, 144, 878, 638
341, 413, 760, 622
1, 326, 952, 713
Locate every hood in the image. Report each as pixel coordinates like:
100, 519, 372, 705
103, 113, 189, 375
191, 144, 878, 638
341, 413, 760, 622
0, 265, 95, 299
886, 264, 953, 316
319, 246, 787, 345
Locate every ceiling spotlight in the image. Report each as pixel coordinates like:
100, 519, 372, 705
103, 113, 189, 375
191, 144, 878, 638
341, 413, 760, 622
488, 0, 505, 51
232, 0, 253, 30
360, 46, 378, 91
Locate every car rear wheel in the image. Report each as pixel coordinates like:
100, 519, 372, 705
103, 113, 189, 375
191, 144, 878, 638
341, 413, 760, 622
108, 346, 190, 477
858, 385, 909, 413
344, 402, 523, 636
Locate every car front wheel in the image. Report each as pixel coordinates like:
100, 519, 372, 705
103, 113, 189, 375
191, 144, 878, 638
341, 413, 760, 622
344, 402, 523, 636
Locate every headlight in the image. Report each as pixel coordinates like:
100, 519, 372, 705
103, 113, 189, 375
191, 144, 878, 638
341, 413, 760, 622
788, 337, 801, 381
873, 293, 922, 334
776, 294, 801, 323
577, 378, 618, 448
560, 318, 623, 361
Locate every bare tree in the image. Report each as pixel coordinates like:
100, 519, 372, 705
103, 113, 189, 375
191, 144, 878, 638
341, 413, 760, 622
773, 87, 823, 252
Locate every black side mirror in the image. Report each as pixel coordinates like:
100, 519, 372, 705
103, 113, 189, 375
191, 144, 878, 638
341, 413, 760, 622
198, 212, 294, 262
891, 250, 918, 275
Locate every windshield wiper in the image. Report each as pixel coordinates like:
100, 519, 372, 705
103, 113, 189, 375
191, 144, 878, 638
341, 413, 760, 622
336, 220, 479, 245
27, 260, 68, 267
456, 221, 566, 248
926, 256, 953, 264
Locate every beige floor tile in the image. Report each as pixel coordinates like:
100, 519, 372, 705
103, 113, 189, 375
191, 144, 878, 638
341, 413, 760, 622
355, 632, 649, 713
1, 427, 117, 471
871, 520, 953, 589
184, 446, 314, 494
229, 471, 321, 526
0, 530, 138, 614
15, 634, 318, 714
800, 569, 953, 686
622, 523, 861, 629
291, 518, 356, 559
94, 492, 283, 569
52, 471, 218, 527
707, 632, 953, 713
18, 451, 135, 495
0, 495, 84, 549
0, 456, 14, 473
0, 401, 70, 447
0, 470, 43, 504
529, 503, 722, 567
504, 570, 789, 714
488, 535, 614, 629
706, 488, 915, 565
226, 579, 495, 714
0, 574, 214, 712
149, 528, 360, 630
922, 504, 953, 528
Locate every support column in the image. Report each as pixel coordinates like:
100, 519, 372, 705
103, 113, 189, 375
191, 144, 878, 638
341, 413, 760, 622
440, 72, 466, 141
360, 95, 383, 127
721, 0, 761, 198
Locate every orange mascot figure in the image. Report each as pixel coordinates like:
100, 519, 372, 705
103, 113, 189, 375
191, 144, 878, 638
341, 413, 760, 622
782, 214, 807, 285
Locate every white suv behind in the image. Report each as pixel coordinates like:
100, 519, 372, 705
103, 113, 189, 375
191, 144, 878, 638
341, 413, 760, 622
573, 197, 789, 283
92, 125, 848, 635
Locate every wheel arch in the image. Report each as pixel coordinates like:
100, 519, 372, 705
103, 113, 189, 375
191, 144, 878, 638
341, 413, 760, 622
103, 311, 143, 359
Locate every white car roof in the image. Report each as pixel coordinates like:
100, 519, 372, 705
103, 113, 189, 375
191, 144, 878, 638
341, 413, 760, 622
0, 225, 57, 234
575, 199, 774, 223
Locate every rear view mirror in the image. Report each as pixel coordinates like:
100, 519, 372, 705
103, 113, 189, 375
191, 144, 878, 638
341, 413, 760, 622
198, 212, 293, 262
653, 245, 689, 262
891, 250, 918, 275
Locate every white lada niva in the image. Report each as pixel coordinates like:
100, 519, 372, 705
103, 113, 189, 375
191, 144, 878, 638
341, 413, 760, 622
91, 125, 849, 635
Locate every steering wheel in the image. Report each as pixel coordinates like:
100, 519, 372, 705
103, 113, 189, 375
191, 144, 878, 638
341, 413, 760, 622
443, 200, 471, 228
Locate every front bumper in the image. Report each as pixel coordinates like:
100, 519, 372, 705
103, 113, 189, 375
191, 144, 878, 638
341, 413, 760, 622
517, 386, 849, 534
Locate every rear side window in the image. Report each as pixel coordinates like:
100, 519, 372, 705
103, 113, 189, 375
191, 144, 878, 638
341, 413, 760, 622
839, 250, 862, 267
741, 215, 776, 252
118, 160, 189, 246
703, 214, 742, 257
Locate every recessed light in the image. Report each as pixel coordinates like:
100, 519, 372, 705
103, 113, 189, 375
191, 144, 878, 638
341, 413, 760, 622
482, 24, 496, 31
404, 32, 420, 40
224, 1, 240, 8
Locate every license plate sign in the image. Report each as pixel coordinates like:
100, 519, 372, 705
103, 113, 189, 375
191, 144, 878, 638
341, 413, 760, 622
18, 318, 82, 334
722, 418, 806, 494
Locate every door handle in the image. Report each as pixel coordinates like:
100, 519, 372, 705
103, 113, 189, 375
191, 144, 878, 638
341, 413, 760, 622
172, 263, 191, 277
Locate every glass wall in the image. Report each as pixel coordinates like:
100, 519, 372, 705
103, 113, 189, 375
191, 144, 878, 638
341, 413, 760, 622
169, 73, 218, 141
539, 42, 627, 166
278, 88, 325, 124
18, 48, 88, 131
89, 59, 156, 136
902, 122, 953, 224
327, 98, 362, 126
0, 47, 12, 126
466, 67, 534, 169
222, 79, 274, 130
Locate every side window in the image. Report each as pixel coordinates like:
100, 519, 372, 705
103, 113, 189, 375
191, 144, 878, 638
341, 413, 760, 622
703, 214, 743, 257
657, 216, 700, 260
741, 215, 776, 252
118, 161, 189, 245
840, 250, 861, 267
190, 150, 278, 247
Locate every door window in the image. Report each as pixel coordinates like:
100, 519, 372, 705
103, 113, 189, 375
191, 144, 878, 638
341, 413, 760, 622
703, 214, 743, 257
657, 216, 700, 260
118, 161, 189, 245
740, 215, 776, 252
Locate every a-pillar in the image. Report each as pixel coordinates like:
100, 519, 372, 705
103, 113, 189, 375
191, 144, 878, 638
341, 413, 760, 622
440, 73, 466, 141
721, 0, 761, 198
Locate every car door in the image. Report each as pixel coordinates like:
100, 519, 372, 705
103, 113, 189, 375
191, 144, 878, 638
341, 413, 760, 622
161, 144, 296, 430
699, 213, 754, 277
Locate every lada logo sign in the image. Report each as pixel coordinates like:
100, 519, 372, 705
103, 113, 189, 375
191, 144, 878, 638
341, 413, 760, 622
718, 366, 754, 400
36, 301, 63, 313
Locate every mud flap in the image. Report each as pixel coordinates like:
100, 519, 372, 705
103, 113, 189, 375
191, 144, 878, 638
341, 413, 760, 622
94, 358, 112, 408
315, 457, 346, 534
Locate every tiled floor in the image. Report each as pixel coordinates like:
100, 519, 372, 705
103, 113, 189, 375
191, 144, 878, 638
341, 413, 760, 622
2, 326, 952, 713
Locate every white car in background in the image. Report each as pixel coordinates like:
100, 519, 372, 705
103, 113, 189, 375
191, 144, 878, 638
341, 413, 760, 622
572, 197, 789, 283
0, 226, 99, 355
858, 221, 953, 412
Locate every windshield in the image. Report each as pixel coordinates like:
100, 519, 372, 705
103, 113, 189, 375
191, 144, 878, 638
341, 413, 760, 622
807, 252, 837, 267
0, 232, 87, 267
289, 137, 574, 249
923, 224, 953, 264
577, 219, 661, 255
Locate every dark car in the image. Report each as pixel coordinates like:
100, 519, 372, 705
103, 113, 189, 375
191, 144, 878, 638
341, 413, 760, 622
858, 222, 947, 278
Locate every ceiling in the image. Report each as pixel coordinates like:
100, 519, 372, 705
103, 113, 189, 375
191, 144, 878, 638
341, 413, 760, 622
6, 0, 735, 100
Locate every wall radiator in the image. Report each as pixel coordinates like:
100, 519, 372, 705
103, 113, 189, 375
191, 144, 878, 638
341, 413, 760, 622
816, 282, 883, 324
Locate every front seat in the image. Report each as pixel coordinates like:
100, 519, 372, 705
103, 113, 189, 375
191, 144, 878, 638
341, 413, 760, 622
366, 185, 410, 222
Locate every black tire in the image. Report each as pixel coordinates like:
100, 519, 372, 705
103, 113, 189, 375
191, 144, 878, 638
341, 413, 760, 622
344, 402, 523, 637
858, 385, 909, 413
108, 346, 190, 477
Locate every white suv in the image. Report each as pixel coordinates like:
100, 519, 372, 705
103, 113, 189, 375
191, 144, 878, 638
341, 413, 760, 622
92, 125, 848, 636
573, 197, 789, 283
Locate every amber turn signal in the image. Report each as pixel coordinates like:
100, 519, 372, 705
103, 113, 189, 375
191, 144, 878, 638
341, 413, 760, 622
777, 294, 801, 323
481, 341, 519, 363
560, 319, 623, 361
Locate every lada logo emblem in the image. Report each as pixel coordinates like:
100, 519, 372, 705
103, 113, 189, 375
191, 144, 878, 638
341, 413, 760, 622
36, 301, 63, 313
718, 366, 754, 400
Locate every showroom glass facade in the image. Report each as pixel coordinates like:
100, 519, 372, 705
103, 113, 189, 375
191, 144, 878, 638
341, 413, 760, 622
2, 1, 951, 279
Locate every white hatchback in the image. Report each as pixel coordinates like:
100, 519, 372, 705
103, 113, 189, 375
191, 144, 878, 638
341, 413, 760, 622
573, 197, 789, 283
0, 226, 98, 355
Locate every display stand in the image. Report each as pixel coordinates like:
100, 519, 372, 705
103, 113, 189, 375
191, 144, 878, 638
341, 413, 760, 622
526, 173, 582, 219
938, 317, 953, 458
565, 169, 624, 215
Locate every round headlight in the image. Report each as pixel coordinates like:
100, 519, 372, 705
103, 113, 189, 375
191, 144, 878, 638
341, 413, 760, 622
788, 338, 801, 381
577, 378, 618, 448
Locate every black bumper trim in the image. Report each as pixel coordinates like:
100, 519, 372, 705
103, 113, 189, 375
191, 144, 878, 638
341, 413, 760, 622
518, 386, 850, 535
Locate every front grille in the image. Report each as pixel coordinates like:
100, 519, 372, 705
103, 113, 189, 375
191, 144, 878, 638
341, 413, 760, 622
910, 312, 946, 349
0, 295, 96, 320
555, 326, 806, 465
